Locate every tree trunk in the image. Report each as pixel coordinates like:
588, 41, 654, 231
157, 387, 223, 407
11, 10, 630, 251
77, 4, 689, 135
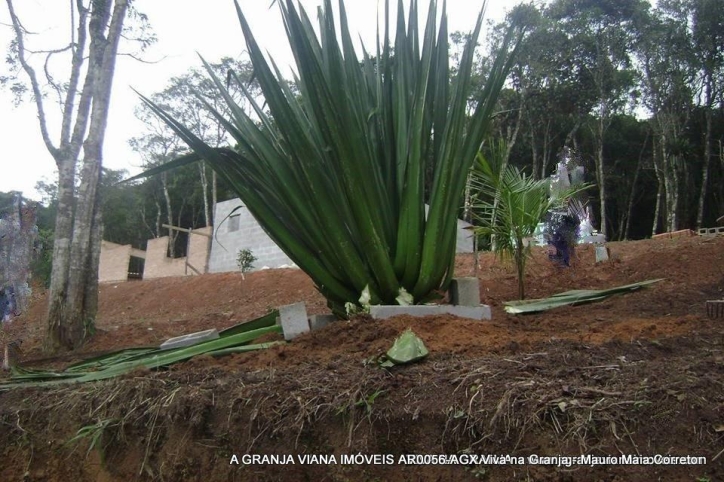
7, 0, 131, 350
155, 198, 162, 237
62, 159, 101, 348
660, 129, 679, 233
651, 136, 663, 236
49, 0, 130, 350
212, 171, 218, 227
199, 162, 210, 227
696, 107, 712, 229
623, 131, 647, 240
541, 119, 553, 179
595, 118, 607, 238
528, 115, 539, 179
515, 241, 525, 300
46, 159, 76, 347
719, 140, 724, 218
162, 173, 177, 257
503, 92, 525, 166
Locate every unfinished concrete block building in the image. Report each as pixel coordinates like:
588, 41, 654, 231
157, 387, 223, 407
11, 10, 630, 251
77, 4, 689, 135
98, 197, 474, 282
207, 199, 294, 273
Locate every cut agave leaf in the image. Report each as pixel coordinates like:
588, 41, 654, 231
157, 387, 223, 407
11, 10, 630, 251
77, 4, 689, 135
504, 279, 664, 314
396, 287, 414, 306
384, 329, 429, 365
0, 312, 285, 389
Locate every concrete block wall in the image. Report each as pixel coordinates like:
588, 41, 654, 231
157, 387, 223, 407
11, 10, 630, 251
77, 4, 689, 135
144, 227, 211, 279
208, 199, 294, 273
144, 237, 185, 279
99, 241, 132, 283
208, 198, 473, 274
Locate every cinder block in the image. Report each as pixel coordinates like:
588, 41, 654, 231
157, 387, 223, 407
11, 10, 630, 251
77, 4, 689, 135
160, 328, 220, 350
309, 314, 336, 331
450, 278, 481, 306
369, 304, 491, 321
595, 246, 610, 263
706, 300, 724, 319
279, 302, 310, 340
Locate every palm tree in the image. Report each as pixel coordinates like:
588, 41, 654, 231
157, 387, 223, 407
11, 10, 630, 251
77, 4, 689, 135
471, 150, 589, 299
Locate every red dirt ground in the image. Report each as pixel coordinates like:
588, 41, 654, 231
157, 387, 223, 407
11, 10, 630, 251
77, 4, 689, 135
1, 235, 723, 481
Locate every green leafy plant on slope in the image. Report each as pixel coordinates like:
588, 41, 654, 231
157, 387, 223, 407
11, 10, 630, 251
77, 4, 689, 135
132, 0, 522, 316
236, 248, 257, 278
471, 148, 591, 300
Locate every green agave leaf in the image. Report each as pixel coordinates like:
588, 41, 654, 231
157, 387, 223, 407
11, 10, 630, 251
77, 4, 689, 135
385, 328, 429, 365
504, 279, 664, 314
1, 313, 286, 388
206, 341, 286, 357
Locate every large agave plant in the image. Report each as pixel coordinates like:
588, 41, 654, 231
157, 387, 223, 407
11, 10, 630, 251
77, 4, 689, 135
135, 0, 521, 315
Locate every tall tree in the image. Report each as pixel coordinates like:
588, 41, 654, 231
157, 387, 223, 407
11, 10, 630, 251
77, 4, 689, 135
690, 0, 724, 228
637, 1, 696, 233
548, 0, 644, 238
3, 0, 139, 350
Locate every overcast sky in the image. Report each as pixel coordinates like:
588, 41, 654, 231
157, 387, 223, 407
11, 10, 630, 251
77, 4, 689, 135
0, 0, 517, 200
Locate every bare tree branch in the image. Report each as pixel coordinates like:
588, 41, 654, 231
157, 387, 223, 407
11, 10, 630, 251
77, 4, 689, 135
24, 45, 73, 55
116, 52, 167, 64
43, 47, 72, 109
5, 0, 59, 159
64, 2, 92, 159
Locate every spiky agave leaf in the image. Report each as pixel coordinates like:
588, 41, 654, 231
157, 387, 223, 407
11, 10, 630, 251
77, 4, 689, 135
128, 0, 522, 316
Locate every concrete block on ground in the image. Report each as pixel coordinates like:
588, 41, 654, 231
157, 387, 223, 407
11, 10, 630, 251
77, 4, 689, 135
309, 314, 336, 331
698, 226, 724, 237
706, 300, 724, 319
369, 304, 491, 321
279, 302, 310, 340
450, 278, 481, 306
160, 328, 220, 350
595, 246, 610, 263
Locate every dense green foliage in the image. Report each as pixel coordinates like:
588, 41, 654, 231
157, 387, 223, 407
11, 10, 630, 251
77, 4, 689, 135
482, 0, 724, 238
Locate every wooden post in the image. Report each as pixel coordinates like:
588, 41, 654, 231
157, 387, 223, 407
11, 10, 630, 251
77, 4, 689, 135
161, 224, 211, 237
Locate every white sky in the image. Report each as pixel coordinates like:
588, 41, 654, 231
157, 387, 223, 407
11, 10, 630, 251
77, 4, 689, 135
0, 0, 517, 200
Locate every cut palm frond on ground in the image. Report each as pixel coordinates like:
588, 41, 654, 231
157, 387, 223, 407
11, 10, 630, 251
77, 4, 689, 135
0, 311, 281, 388
504, 279, 664, 314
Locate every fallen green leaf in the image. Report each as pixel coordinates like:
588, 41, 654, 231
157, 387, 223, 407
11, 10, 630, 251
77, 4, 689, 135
382, 329, 429, 366
503, 279, 664, 314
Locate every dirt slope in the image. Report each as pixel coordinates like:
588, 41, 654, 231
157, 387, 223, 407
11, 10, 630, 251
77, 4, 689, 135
1, 235, 723, 481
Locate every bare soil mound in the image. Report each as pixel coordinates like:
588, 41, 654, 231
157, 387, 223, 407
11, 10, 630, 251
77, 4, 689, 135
1, 236, 723, 481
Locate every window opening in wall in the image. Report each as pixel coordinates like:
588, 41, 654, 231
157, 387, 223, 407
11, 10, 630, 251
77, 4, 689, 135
228, 214, 241, 233
127, 256, 145, 280
170, 231, 189, 258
